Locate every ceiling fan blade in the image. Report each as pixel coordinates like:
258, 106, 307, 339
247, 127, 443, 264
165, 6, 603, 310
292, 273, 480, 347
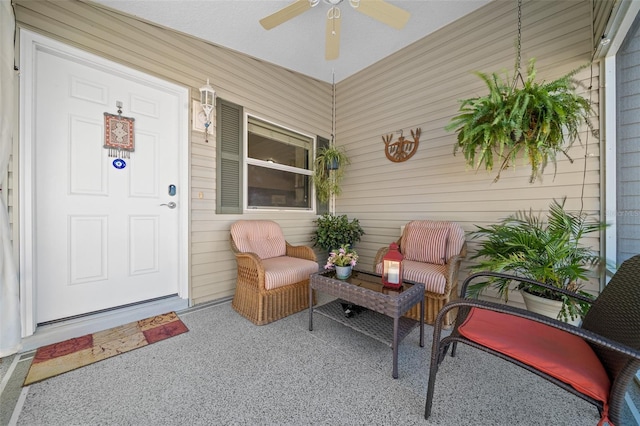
353, 0, 410, 30
260, 0, 312, 30
325, 10, 341, 60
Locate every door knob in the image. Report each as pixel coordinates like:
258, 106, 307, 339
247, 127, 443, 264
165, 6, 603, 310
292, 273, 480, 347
160, 202, 177, 209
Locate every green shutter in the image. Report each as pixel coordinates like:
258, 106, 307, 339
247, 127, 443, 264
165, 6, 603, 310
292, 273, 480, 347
216, 99, 243, 214
316, 136, 329, 215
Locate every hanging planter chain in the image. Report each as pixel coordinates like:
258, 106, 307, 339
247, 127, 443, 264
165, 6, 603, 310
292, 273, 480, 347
511, 0, 525, 90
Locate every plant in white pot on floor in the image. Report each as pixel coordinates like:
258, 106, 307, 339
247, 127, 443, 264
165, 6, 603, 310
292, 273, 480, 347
466, 198, 608, 322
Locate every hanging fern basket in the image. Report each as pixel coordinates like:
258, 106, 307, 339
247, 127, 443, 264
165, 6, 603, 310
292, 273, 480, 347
446, 0, 595, 183
447, 59, 594, 183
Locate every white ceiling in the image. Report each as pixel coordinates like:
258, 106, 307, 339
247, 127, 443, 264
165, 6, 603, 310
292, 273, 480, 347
92, 0, 491, 83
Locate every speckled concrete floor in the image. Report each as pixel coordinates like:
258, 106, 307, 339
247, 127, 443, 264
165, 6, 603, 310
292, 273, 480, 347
1, 299, 636, 426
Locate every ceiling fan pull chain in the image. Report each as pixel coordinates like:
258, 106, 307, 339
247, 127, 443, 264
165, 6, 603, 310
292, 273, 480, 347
328, 6, 341, 36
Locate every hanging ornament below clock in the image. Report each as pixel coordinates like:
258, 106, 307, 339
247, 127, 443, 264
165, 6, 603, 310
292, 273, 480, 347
112, 158, 126, 169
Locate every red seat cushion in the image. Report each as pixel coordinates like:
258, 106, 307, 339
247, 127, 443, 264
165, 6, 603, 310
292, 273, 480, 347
458, 308, 611, 404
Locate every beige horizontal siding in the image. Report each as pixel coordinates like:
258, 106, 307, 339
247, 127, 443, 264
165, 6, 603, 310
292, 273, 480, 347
335, 0, 604, 301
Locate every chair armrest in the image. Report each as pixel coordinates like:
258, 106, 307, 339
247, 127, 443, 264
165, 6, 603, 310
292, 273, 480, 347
435, 298, 640, 360
373, 246, 389, 268
441, 242, 467, 294
460, 271, 595, 304
373, 237, 402, 269
233, 251, 266, 291
286, 242, 317, 262
444, 253, 464, 279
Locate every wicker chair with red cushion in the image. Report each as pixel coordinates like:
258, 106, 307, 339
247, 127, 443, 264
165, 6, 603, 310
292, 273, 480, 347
230, 220, 319, 325
425, 255, 640, 425
373, 220, 467, 325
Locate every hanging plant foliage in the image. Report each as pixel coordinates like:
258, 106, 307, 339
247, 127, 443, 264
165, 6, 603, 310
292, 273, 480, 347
447, 59, 596, 183
313, 145, 350, 202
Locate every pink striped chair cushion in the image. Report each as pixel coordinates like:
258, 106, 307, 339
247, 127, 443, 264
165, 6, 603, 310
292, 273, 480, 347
376, 260, 447, 294
230, 220, 286, 260
403, 225, 450, 265
403, 261, 448, 294
261, 257, 319, 290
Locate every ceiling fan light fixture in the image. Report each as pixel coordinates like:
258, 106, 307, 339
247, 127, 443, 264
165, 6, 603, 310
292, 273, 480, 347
327, 6, 341, 20
261, 0, 410, 60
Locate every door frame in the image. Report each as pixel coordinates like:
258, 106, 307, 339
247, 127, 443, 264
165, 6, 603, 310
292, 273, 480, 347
19, 29, 190, 337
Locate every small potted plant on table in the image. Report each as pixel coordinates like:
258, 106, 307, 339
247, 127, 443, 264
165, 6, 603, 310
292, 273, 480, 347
324, 244, 359, 279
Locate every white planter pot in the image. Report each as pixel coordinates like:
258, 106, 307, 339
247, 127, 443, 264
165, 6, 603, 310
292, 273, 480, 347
521, 290, 581, 326
334, 265, 352, 280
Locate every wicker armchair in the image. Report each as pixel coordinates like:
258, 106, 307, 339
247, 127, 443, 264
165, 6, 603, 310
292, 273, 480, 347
374, 220, 466, 325
230, 220, 319, 325
425, 255, 640, 425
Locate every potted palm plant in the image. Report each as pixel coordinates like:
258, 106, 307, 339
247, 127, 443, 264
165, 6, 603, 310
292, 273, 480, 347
446, 59, 595, 183
313, 145, 350, 202
466, 198, 608, 322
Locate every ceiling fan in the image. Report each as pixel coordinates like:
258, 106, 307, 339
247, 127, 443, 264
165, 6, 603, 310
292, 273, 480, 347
260, 0, 411, 60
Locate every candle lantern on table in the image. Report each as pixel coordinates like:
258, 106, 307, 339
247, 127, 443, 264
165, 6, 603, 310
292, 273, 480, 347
382, 242, 403, 289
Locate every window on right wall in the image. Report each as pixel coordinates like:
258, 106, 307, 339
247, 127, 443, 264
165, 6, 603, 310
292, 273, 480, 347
608, 10, 640, 270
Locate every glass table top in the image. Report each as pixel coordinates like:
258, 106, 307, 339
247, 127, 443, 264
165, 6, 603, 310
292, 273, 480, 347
318, 269, 418, 295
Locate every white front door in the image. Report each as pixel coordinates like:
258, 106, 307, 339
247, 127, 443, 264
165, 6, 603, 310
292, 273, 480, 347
21, 31, 188, 326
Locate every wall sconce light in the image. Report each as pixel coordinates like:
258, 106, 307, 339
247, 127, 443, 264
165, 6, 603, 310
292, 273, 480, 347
199, 78, 216, 143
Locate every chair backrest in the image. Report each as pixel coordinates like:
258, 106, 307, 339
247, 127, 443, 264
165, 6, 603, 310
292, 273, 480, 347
581, 254, 640, 378
400, 220, 465, 265
230, 220, 287, 260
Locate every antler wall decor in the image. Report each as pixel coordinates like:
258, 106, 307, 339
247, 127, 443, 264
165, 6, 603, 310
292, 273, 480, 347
383, 128, 421, 162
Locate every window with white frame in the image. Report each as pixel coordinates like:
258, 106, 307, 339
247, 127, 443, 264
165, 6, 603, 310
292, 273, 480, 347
245, 116, 314, 210
216, 99, 327, 214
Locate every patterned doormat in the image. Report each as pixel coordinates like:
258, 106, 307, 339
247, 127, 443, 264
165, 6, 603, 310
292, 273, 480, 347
23, 311, 188, 386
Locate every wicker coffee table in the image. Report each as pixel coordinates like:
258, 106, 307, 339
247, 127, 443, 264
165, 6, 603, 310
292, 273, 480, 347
309, 269, 425, 379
